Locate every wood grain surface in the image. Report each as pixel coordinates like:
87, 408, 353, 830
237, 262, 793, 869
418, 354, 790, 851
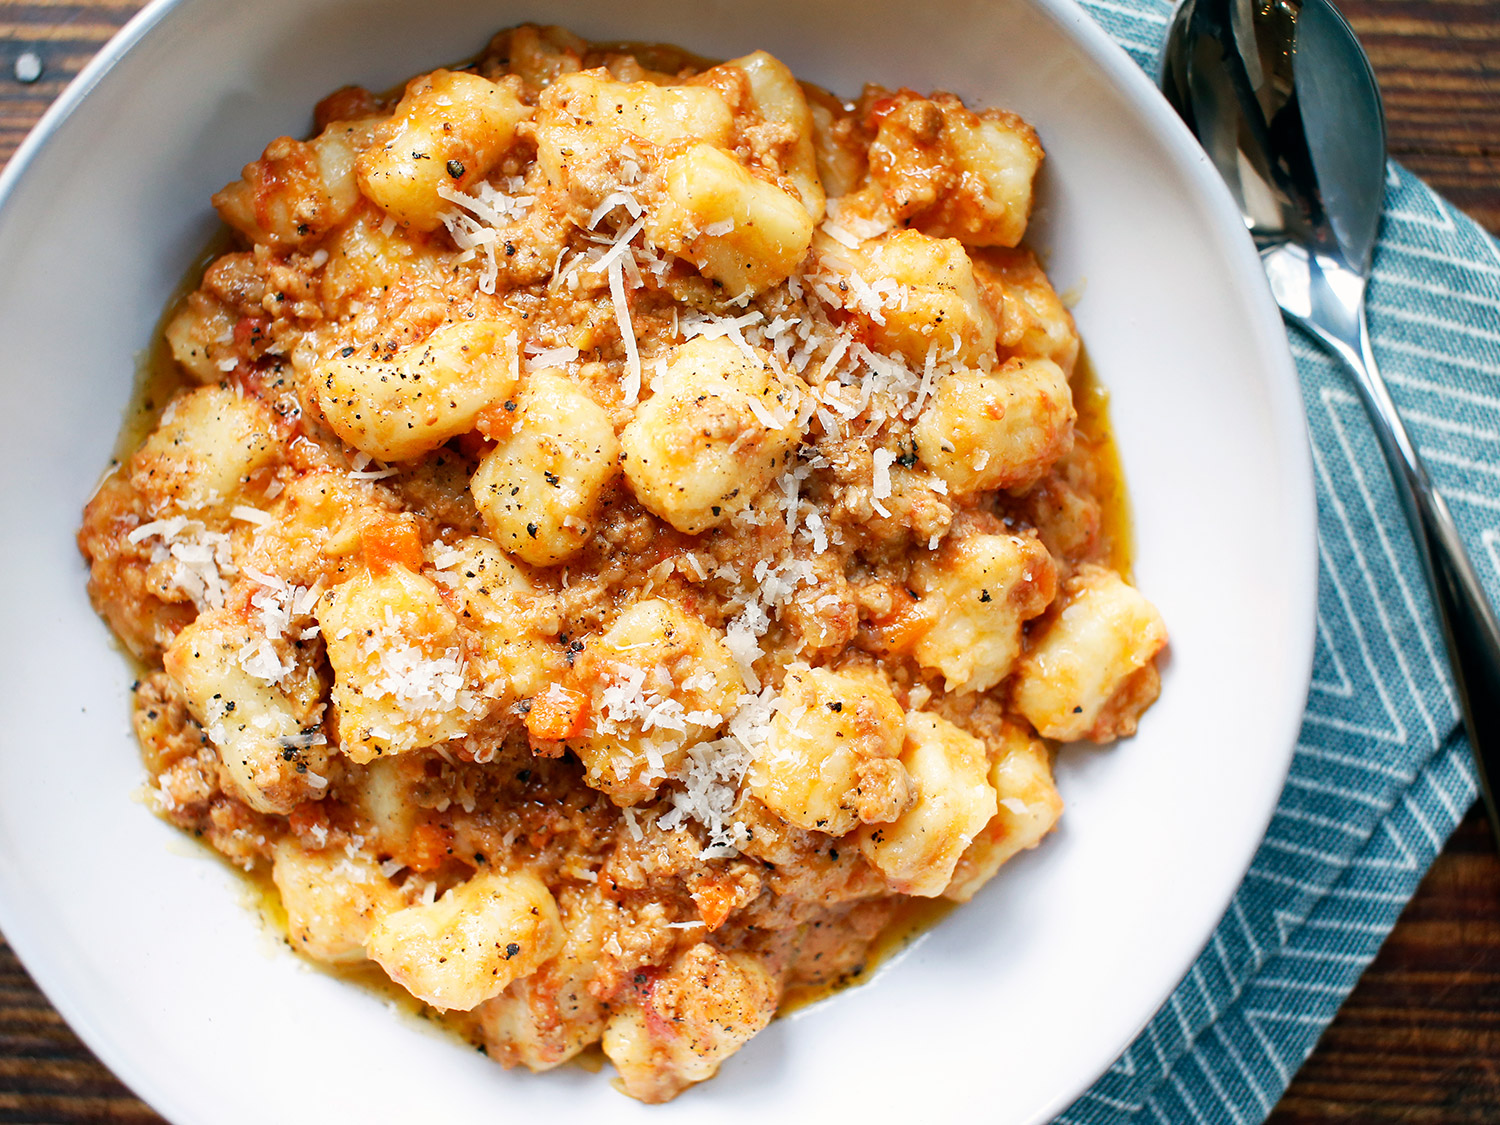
2, 1, 1498, 1121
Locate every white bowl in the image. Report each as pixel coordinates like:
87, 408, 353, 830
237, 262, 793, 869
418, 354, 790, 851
0, 0, 1315, 1121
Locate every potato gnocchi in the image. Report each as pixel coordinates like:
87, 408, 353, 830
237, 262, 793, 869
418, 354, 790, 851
79, 24, 1167, 1104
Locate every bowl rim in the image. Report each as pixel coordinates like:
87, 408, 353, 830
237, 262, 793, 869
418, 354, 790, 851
0, 0, 1318, 1120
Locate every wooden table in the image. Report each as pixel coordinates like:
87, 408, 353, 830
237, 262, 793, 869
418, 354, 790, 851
2, 1, 1498, 1120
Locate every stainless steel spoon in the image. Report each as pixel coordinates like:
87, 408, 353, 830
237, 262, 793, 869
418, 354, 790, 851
1161, 0, 1500, 849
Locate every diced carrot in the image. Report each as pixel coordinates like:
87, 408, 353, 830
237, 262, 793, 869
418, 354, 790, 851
405, 821, 453, 873
474, 399, 519, 440
869, 584, 927, 653
360, 517, 424, 572
691, 880, 738, 932
523, 687, 590, 742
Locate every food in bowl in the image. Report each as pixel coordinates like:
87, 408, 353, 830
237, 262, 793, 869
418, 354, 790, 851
77, 24, 1167, 1102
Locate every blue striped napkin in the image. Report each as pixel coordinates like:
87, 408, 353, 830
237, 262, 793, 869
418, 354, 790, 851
1063, 1, 1499, 1120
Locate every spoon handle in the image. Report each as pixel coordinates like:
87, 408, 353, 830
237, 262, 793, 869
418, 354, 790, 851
1338, 312, 1500, 851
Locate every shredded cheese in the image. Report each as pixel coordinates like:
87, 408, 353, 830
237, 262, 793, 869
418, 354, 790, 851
608, 255, 642, 405
127, 517, 235, 611
436, 178, 535, 294
872, 448, 896, 517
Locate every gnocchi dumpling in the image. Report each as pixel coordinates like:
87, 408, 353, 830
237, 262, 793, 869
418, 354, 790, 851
348, 755, 424, 859
427, 536, 565, 700
567, 598, 745, 805
365, 870, 564, 1011
162, 609, 329, 816
910, 532, 1057, 693
601, 942, 779, 1103
748, 663, 911, 836
163, 293, 238, 384
318, 205, 454, 309
251, 469, 394, 584
131, 386, 280, 515
1012, 564, 1168, 742
483, 25, 587, 88
316, 563, 480, 761
727, 51, 825, 221
474, 885, 613, 1071
621, 337, 803, 534
540, 71, 734, 150
357, 70, 531, 231
867, 89, 1042, 248
973, 247, 1081, 377
314, 316, 523, 463
944, 723, 1064, 902
822, 229, 998, 368
648, 144, 816, 298
272, 839, 403, 963
914, 356, 1076, 495
533, 72, 734, 214
470, 371, 620, 566
856, 710, 997, 897
214, 125, 363, 248
808, 92, 866, 200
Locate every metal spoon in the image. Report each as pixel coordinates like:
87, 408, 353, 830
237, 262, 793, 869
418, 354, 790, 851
1161, 0, 1500, 850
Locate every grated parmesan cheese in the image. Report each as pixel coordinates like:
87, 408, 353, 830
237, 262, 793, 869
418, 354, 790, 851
348, 464, 399, 481
913, 341, 941, 416
237, 636, 293, 684
608, 255, 643, 405
436, 179, 535, 294
622, 806, 646, 841
587, 189, 645, 229
230, 504, 273, 527
128, 517, 235, 611
872, 448, 896, 517
429, 543, 464, 571
525, 344, 581, 370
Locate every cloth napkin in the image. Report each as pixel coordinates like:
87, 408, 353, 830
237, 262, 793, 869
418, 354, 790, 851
1063, 1, 1500, 1120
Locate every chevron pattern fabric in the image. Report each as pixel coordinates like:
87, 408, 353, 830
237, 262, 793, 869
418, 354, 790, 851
1062, 2, 1498, 1121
